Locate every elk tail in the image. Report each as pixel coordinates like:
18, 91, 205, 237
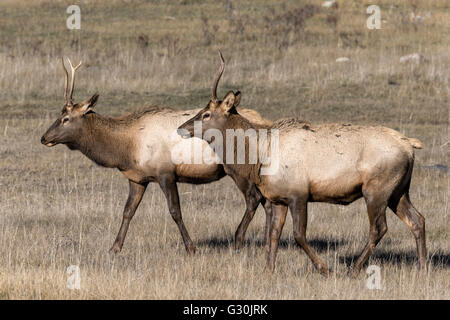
408, 138, 423, 149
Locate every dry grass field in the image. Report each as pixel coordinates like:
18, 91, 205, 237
0, 0, 448, 299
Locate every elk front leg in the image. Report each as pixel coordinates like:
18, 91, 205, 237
158, 174, 196, 255
262, 198, 273, 253
265, 204, 288, 273
289, 198, 330, 276
234, 182, 262, 251
234, 195, 273, 252
232, 175, 272, 252
110, 180, 147, 253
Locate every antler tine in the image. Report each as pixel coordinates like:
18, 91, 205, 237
212, 50, 225, 102
67, 58, 82, 103
61, 57, 69, 105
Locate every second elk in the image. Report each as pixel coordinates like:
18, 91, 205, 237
178, 67, 426, 276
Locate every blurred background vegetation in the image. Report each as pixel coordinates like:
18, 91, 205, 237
0, 0, 447, 125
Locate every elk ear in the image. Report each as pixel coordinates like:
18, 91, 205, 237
78, 93, 99, 114
220, 91, 236, 113
234, 91, 241, 107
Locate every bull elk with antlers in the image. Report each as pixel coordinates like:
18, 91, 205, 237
178, 54, 427, 276
41, 57, 273, 255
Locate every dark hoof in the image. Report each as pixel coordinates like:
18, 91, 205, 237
186, 245, 196, 255
109, 243, 122, 254
317, 265, 332, 277
263, 264, 275, 274
348, 267, 361, 278
234, 241, 244, 252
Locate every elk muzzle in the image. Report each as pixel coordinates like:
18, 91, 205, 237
41, 134, 57, 147
177, 128, 192, 139
177, 121, 195, 139
41, 119, 62, 147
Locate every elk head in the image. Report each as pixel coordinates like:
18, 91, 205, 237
178, 51, 241, 138
41, 58, 99, 147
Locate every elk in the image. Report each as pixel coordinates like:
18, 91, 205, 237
41, 57, 273, 255
178, 60, 427, 276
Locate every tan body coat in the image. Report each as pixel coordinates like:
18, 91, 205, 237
124, 107, 270, 184
259, 123, 416, 206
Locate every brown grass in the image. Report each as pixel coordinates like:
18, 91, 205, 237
0, 0, 448, 299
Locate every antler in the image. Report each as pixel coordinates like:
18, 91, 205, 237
61, 57, 82, 105
211, 51, 225, 102
61, 57, 69, 105
67, 58, 82, 104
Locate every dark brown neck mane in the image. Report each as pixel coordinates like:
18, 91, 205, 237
219, 112, 268, 185
67, 113, 135, 170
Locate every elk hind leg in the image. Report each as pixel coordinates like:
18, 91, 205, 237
389, 193, 427, 271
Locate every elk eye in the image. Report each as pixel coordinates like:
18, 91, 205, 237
202, 113, 211, 120
62, 117, 69, 124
